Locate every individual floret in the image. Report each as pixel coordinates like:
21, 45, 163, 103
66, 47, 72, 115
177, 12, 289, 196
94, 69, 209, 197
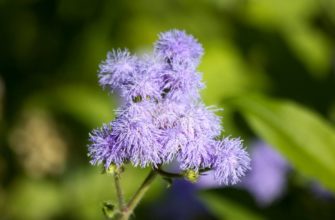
160, 67, 204, 102
213, 137, 251, 185
98, 49, 138, 91
88, 123, 127, 168
111, 116, 162, 167
154, 30, 204, 68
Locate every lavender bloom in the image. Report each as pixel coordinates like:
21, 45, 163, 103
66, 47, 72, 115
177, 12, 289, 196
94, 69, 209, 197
121, 57, 164, 102
160, 68, 204, 102
177, 104, 222, 139
99, 49, 138, 91
213, 138, 251, 185
190, 104, 222, 138
177, 137, 215, 170
155, 30, 205, 101
242, 142, 289, 206
88, 123, 126, 168
171, 104, 222, 169
154, 30, 204, 68
152, 101, 185, 129
160, 127, 187, 162
115, 100, 156, 119
157, 103, 221, 166
111, 116, 162, 167
88, 29, 250, 185
121, 72, 161, 102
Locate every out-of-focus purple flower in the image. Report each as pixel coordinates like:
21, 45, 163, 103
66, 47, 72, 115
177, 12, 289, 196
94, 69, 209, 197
196, 170, 219, 189
99, 49, 138, 91
154, 30, 204, 68
242, 142, 289, 206
213, 138, 251, 185
152, 180, 211, 220
310, 181, 333, 200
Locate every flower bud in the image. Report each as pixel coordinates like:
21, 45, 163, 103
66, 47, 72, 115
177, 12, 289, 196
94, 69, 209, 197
183, 169, 199, 183
102, 201, 115, 218
106, 163, 123, 176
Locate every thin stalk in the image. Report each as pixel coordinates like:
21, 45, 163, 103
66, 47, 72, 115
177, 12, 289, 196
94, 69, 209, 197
119, 170, 158, 220
114, 173, 126, 211
154, 167, 183, 178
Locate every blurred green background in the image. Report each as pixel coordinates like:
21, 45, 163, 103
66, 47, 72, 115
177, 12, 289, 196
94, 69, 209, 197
1, 0, 335, 219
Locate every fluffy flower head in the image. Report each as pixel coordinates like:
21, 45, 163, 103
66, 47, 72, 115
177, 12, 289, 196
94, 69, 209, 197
88, 29, 250, 186
213, 138, 251, 185
111, 116, 162, 167
154, 30, 204, 68
99, 49, 138, 91
88, 123, 126, 168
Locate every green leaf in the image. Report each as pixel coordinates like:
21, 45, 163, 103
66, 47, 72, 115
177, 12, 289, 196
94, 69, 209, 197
199, 192, 264, 220
233, 95, 335, 192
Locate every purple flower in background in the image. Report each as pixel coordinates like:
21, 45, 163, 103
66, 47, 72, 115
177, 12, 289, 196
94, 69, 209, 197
242, 142, 289, 206
152, 180, 211, 220
213, 138, 251, 185
310, 181, 333, 200
88, 29, 251, 185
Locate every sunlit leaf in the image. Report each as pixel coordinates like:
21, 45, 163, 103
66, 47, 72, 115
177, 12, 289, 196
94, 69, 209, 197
233, 94, 335, 192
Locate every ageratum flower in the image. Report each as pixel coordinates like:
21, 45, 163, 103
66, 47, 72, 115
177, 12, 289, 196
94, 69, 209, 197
111, 115, 162, 167
88, 123, 126, 168
88, 29, 251, 185
99, 49, 138, 91
154, 29, 204, 68
121, 57, 164, 102
213, 138, 251, 185
160, 67, 204, 102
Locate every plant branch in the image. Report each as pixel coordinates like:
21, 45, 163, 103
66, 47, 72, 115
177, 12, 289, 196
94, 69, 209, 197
154, 167, 183, 178
114, 173, 126, 211
118, 169, 158, 220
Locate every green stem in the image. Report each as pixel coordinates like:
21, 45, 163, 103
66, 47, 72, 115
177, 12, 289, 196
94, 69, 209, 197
114, 173, 126, 210
119, 170, 158, 220
154, 167, 183, 178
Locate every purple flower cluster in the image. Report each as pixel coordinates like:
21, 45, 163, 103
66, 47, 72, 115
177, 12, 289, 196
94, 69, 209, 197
88, 29, 250, 185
